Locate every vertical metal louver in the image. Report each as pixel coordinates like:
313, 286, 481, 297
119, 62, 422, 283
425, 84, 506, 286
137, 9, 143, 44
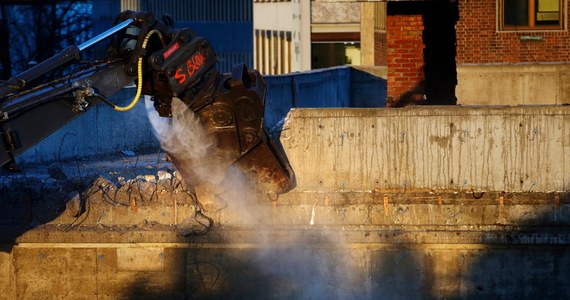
139, 0, 252, 23
120, 0, 141, 11
115, 0, 253, 72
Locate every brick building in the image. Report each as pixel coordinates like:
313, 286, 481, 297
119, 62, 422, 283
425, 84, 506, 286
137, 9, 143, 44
457, 0, 568, 64
376, 0, 570, 106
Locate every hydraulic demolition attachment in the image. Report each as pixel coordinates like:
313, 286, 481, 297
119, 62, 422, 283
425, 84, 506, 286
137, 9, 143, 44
0, 11, 294, 194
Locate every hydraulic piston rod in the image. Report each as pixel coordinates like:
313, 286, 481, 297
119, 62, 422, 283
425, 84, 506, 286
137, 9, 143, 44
0, 19, 134, 98
78, 19, 134, 51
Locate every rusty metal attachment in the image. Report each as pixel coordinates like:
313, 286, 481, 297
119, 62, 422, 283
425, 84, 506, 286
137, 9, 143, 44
196, 64, 295, 194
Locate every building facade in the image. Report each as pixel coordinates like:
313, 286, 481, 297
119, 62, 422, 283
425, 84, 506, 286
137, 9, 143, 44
253, 0, 373, 75
311, 1, 362, 69
253, 0, 311, 74
455, 0, 570, 105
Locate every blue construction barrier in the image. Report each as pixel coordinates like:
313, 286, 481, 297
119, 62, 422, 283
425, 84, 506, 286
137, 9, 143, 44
17, 66, 386, 164
264, 66, 387, 129
16, 89, 161, 164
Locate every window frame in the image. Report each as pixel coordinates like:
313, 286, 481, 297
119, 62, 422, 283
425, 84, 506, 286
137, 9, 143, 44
499, 0, 566, 31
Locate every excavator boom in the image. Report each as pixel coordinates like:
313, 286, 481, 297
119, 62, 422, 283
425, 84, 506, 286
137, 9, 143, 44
0, 11, 294, 194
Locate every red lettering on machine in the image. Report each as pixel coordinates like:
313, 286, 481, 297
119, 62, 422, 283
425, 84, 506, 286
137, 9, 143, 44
174, 52, 206, 84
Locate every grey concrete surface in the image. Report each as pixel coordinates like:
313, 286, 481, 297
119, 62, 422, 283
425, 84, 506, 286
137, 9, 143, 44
3, 242, 569, 299
1, 106, 570, 299
0, 153, 569, 299
457, 64, 570, 106
281, 106, 570, 193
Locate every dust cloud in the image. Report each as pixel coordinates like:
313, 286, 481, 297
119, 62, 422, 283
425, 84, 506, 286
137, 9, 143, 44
146, 97, 229, 187
146, 97, 364, 298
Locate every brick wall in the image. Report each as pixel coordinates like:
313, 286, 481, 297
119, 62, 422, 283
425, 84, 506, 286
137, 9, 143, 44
374, 31, 387, 66
386, 15, 424, 103
457, 0, 570, 64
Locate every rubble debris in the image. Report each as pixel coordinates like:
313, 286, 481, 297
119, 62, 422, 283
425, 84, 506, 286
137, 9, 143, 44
157, 170, 173, 181
176, 209, 213, 236
65, 192, 84, 217
144, 175, 157, 183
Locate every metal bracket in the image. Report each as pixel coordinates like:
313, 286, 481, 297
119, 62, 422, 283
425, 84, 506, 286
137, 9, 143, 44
72, 87, 93, 112
1, 129, 21, 151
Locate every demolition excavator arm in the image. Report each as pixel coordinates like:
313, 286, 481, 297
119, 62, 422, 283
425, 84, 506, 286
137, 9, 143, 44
0, 11, 294, 194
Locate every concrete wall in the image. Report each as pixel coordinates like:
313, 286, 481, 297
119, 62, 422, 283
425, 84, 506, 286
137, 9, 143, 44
1, 106, 570, 298
312, 2, 361, 24
0, 169, 568, 299
3, 235, 569, 299
280, 106, 570, 193
457, 64, 570, 106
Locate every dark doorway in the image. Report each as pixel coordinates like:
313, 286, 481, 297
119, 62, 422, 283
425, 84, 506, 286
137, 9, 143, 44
422, 1, 459, 105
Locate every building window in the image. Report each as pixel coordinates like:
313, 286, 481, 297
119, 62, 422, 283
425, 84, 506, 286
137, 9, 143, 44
311, 32, 361, 69
311, 42, 361, 69
501, 0, 564, 30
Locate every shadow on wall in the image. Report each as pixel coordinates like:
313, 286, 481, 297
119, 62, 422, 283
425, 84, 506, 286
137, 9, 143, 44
0, 171, 96, 252
2, 167, 570, 298
121, 194, 570, 299
263, 66, 387, 132
0, 150, 170, 253
390, 80, 427, 107
122, 242, 371, 299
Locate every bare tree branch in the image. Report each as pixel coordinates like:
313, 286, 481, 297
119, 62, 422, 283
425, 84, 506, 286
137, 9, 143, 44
3, 0, 92, 76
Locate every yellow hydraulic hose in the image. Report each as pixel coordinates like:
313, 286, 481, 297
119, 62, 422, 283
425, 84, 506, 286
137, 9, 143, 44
113, 29, 165, 112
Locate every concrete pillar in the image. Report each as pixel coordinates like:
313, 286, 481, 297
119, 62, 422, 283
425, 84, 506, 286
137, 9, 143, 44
299, 0, 312, 71
360, 2, 375, 66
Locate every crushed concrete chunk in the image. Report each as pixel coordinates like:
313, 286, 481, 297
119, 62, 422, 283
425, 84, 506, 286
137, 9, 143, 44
93, 176, 117, 191
157, 170, 172, 181
144, 175, 157, 183
117, 176, 126, 185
